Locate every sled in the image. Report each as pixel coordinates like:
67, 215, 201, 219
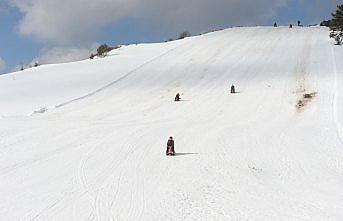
166, 147, 175, 156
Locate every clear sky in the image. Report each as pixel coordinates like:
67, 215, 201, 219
0, 0, 341, 74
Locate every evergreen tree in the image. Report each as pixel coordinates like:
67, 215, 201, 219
97, 44, 112, 57
330, 4, 343, 45
330, 4, 343, 31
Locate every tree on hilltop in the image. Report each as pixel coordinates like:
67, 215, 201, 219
97, 44, 112, 57
178, 31, 191, 40
330, 4, 343, 45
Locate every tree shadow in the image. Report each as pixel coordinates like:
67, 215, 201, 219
173, 153, 199, 156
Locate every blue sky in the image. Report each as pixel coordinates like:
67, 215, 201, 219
0, 6, 41, 72
0, 0, 340, 74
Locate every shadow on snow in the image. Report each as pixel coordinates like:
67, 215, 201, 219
173, 153, 199, 156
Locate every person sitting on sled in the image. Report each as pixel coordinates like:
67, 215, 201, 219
175, 93, 181, 101
166, 136, 175, 155
230, 84, 236, 94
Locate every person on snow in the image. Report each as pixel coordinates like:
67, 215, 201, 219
289, 24, 293, 28
298, 20, 301, 26
274, 22, 278, 27
230, 84, 236, 94
166, 136, 175, 156
175, 93, 181, 101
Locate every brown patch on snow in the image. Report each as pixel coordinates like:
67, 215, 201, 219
296, 92, 317, 110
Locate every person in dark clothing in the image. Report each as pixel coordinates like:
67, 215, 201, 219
166, 136, 175, 156
274, 22, 278, 27
298, 20, 301, 26
175, 93, 180, 101
230, 84, 235, 94
289, 24, 293, 28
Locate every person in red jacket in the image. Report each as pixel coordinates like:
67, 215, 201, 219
166, 136, 175, 156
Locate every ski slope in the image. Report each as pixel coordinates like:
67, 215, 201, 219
1, 26, 343, 220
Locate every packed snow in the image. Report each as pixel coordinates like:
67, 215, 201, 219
1, 26, 343, 220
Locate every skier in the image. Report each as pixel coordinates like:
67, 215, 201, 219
274, 22, 277, 27
166, 136, 175, 156
230, 84, 236, 94
289, 24, 293, 28
297, 20, 301, 26
175, 93, 180, 102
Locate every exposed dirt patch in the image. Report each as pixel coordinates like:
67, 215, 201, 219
296, 92, 317, 110
292, 39, 316, 112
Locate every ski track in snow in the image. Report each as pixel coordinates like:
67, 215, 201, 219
331, 46, 343, 145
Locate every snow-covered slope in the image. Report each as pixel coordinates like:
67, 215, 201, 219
1, 26, 343, 220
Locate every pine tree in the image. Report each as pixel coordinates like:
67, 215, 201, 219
330, 4, 343, 45
330, 5, 343, 31
97, 44, 112, 57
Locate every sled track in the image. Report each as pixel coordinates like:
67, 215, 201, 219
105, 131, 150, 221
331, 46, 343, 145
55, 43, 187, 110
77, 128, 150, 221
26, 129, 135, 220
83, 137, 136, 220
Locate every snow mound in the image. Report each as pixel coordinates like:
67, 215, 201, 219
31, 107, 49, 115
